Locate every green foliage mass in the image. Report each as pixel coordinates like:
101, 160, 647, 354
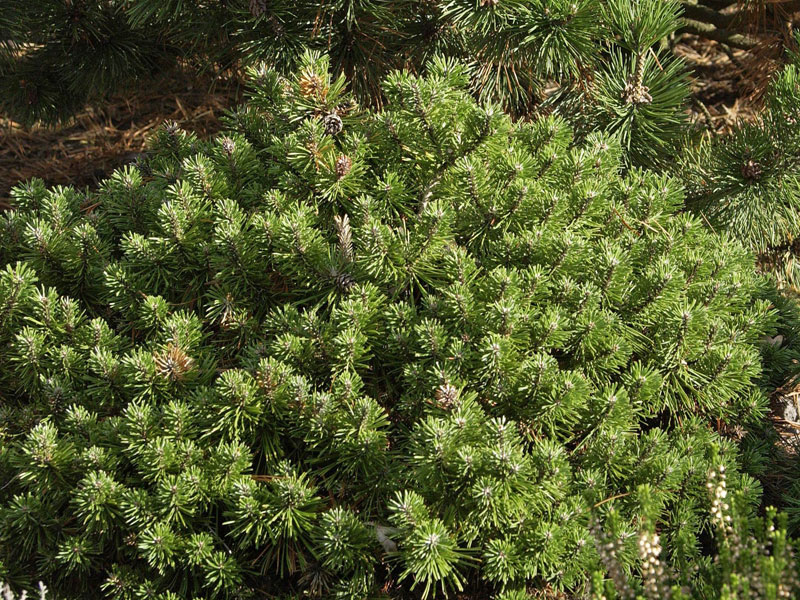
0, 53, 790, 599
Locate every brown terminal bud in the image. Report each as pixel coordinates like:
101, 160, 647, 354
299, 73, 327, 101
221, 137, 236, 157
335, 155, 352, 179
154, 344, 194, 382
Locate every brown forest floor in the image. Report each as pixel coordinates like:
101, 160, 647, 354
676, 34, 768, 131
0, 67, 242, 207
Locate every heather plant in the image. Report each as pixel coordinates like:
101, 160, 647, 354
591, 465, 800, 600
0, 53, 790, 598
0, 583, 49, 600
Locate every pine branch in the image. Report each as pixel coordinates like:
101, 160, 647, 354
677, 17, 759, 49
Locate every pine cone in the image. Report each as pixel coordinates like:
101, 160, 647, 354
741, 159, 762, 181
249, 0, 268, 17
323, 112, 343, 136
435, 384, 459, 409
331, 269, 355, 293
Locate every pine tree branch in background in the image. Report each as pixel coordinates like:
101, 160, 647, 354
682, 0, 737, 30
679, 0, 757, 49
678, 0, 800, 50
678, 16, 759, 49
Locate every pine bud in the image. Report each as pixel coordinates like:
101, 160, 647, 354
154, 344, 194, 382
623, 81, 652, 106
299, 73, 327, 101
133, 154, 152, 177
221, 137, 236, 157
333, 214, 353, 262
164, 121, 180, 138
335, 155, 352, 179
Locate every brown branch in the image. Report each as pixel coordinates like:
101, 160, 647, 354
682, 1, 738, 30
689, 0, 740, 10
678, 17, 760, 49
678, 0, 800, 49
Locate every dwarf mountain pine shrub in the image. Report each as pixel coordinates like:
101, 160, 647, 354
0, 53, 790, 599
